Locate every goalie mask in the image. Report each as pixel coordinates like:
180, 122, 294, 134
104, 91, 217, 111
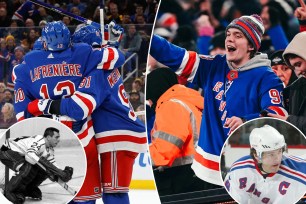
250, 125, 287, 162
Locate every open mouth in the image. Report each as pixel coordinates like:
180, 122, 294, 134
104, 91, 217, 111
272, 164, 280, 168
227, 45, 236, 52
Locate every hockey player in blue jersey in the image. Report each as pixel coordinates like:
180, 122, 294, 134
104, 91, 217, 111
224, 124, 306, 204
13, 21, 126, 203
16, 23, 147, 204
71, 25, 147, 204
149, 14, 288, 185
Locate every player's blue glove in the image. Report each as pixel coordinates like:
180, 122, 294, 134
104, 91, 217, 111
27, 99, 53, 116
105, 21, 124, 48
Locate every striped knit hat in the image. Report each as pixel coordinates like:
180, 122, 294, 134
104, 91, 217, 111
226, 14, 264, 51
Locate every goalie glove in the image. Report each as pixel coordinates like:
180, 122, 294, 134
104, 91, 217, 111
39, 157, 73, 182
62, 166, 73, 182
27, 99, 53, 116
105, 21, 124, 48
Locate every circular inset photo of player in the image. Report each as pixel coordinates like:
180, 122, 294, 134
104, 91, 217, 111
0, 117, 86, 204
220, 118, 306, 204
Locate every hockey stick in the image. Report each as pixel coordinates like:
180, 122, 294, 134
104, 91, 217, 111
100, 0, 107, 45
28, 0, 100, 29
9, 140, 77, 195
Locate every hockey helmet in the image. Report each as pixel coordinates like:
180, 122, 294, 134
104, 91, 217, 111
41, 21, 71, 51
72, 25, 102, 47
250, 125, 287, 159
33, 37, 44, 50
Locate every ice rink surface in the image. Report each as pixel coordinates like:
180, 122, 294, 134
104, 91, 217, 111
0, 189, 162, 204
0, 144, 161, 204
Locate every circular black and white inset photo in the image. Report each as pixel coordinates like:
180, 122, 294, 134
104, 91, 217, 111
0, 117, 86, 204
220, 118, 306, 204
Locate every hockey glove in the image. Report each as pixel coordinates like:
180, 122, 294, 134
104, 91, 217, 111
61, 166, 73, 182
105, 21, 124, 48
27, 99, 53, 116
38, 157, 72, 182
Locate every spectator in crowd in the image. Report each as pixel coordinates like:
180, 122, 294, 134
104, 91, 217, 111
92, 6, 101, 23
150, 14, 288, 186
144, 0, 157, 20
172, 25, 197, 52
269, 50, 297, 87
147, 2, 158, 24
1, 89, 13, 105
38, 20, 47, 30
38, 7, 53, 22
7, 46, 24, 91
106, 2, 122, 24
194, 14, 215, 55
135, 14, 151, 35
131, 4, 147, 23
129, 89, 141, 110
209, 31, 226, 55
69, 7, 82, 25
268, 32, 306, 135
260, 4, 289, 55
0, 82, 6, 93
0, 7, 10, 27
67, 0, 87, 15
122, 12, 132, 25
0, 102, 16, 128
3, 20, 24, 40
132, 78, 144, 103
21, 28, 38, 51
25, 18, 35, 28
119, 24, 142, 76
0, 39, 10, 81
62, 16, 71, 27
5, 35, 16, 53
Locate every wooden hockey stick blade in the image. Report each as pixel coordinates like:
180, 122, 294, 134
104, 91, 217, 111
10, 140, 77, 195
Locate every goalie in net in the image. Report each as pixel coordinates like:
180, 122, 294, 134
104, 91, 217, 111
0, 127, 73, 204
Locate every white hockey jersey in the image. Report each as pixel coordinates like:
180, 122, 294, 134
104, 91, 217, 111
224, 155, 306, 204
7, 135, 56, 166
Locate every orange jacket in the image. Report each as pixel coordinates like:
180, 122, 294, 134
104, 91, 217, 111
149, 84, 204, 167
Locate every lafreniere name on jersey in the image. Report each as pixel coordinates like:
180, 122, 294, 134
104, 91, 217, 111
30, 63, 82, 82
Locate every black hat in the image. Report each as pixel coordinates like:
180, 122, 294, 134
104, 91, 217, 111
146, 68, 178, 106
269, 50, 286, 66
209, 31, 226, 52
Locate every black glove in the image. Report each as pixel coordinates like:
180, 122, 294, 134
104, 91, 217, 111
60, 166, 73, 182
39, 157, 72, 182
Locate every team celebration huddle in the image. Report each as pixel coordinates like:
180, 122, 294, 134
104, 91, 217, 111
0, 0, 305, 204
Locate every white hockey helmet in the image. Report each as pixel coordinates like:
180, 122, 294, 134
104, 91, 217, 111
250, 125, 287, 159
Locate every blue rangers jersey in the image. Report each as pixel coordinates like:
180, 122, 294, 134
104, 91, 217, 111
150, 35, 287, 185
14, 43, 124, 123
92, 68, 147, 153
224, 155, 306, 204
12, 2, 39, 22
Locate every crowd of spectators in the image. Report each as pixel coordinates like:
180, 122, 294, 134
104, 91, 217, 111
0, 0, 157, 126
149, 0, 306, 144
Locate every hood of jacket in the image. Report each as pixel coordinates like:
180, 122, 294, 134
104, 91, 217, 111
227, 52, 271, 71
